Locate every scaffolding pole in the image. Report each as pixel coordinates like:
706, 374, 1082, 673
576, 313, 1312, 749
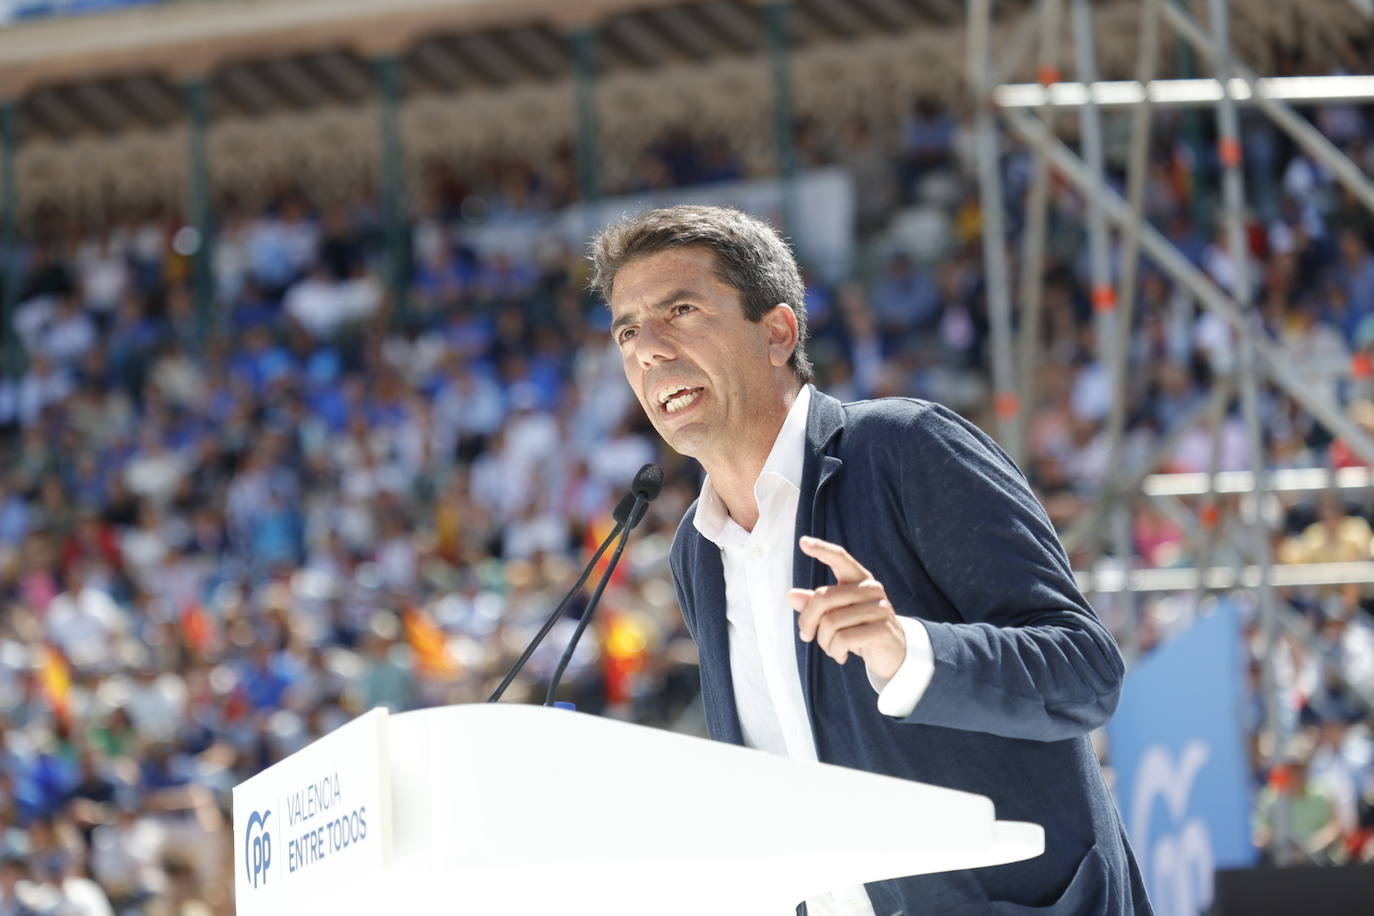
1068, 381, 1241, 610
985, 5, 1047, 92
1078, 561, 1374, 717
1206, 0, 1289, 862
1161, 2, 1374, 215
1069, 0, 1135, 633
1150, 492, 1217, 569
1071, 0, 1113, 376
1146, 465, 1374, 496
1097, 0, 1163, 662
996, 74, 1374, 108
1013, 0, 1064, 465
1063, 366, 1231, 553
1001, 101, 1374, 871
1108, 0, 1160, 468
1002, 109, 1374, 468
1195, 370, 1233, 608
968, 0, 1020, 464
971, 0, 1374, 871
1081, 561, 1374, 593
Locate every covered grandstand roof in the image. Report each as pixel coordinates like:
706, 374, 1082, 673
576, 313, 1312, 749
0, 0, 1366, 143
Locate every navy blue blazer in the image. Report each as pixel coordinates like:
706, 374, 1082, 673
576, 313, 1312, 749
669, 389, 1153, 915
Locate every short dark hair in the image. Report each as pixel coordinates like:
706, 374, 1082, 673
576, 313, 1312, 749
588, 205, 814, 383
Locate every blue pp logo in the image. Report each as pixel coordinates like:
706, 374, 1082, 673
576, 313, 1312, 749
245, 809, 273, 888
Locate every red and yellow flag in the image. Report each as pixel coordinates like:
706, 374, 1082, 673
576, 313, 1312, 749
404, 607, 458, 678
38, 643, 71, 719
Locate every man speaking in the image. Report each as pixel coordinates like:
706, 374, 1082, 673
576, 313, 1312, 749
591, 205, 1151, 915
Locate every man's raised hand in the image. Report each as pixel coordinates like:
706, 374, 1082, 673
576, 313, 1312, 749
788, 535, 907, 681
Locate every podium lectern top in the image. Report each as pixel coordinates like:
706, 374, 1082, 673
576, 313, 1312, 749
234, 704, 1042, 915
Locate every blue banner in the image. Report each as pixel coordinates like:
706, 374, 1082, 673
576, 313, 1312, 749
1107, 599, 1256, 916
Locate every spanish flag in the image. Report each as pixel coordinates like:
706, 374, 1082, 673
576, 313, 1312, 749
582, 511, 630, 588
38, 643, 71, 720
403, 607, 458, 678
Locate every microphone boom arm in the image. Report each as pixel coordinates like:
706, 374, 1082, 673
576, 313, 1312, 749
543, 494, 640, 707
486, 515, 627, 703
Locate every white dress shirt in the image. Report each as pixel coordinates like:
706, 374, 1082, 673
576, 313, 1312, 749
693, 385, 935, 916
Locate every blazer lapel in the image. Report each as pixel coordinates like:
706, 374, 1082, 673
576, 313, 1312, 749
687, 527, 745, 745
792, 387, 846, 724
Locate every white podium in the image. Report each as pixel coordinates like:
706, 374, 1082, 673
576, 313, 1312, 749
233, 704, 1043, 914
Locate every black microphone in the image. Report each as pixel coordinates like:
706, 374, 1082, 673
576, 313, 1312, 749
486, 465, 661, 703
544, 463, 663, 707
622, 463, 663, 531
610, 492, 635, 525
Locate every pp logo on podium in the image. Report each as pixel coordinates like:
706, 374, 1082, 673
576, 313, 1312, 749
245, 809, 273, 888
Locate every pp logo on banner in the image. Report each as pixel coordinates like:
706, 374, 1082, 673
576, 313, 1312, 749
1131, 741, 1215, 915
245, 809, 273, 888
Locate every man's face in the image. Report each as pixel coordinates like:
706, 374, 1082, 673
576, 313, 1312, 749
609, 246, 792, 464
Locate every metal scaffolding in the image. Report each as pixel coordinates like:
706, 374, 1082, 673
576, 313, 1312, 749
967, 0, 1374, 866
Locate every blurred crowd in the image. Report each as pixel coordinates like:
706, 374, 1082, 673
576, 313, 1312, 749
2, 42, 1374, 913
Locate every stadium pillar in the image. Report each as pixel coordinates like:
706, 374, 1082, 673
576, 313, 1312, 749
183, 76, 213, 355
374, 53, 409, 329
570, 26, 600, 234
0, 100, 16, 377
764, 2, 797, 240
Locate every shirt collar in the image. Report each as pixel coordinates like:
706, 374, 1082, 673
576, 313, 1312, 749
694, 385, 812, 546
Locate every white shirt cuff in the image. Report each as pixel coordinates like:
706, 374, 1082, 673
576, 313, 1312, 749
866, 616, 935, 718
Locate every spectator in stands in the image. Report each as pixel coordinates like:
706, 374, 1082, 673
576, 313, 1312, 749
0, 854, 31, 916
899, 96, 955, 200
1254, 744, 1345, 864
43, 565, 127, 675
0, 44, 1371, 905
357, 616, 414, 713
237, 643, 298, 715
1337, 228, 1374, 325
89, 790, 167, 911
38, 296, 97, 370
871, 251, 940, 337
1279, 492, 1374, 565
0, 354, 71, 428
